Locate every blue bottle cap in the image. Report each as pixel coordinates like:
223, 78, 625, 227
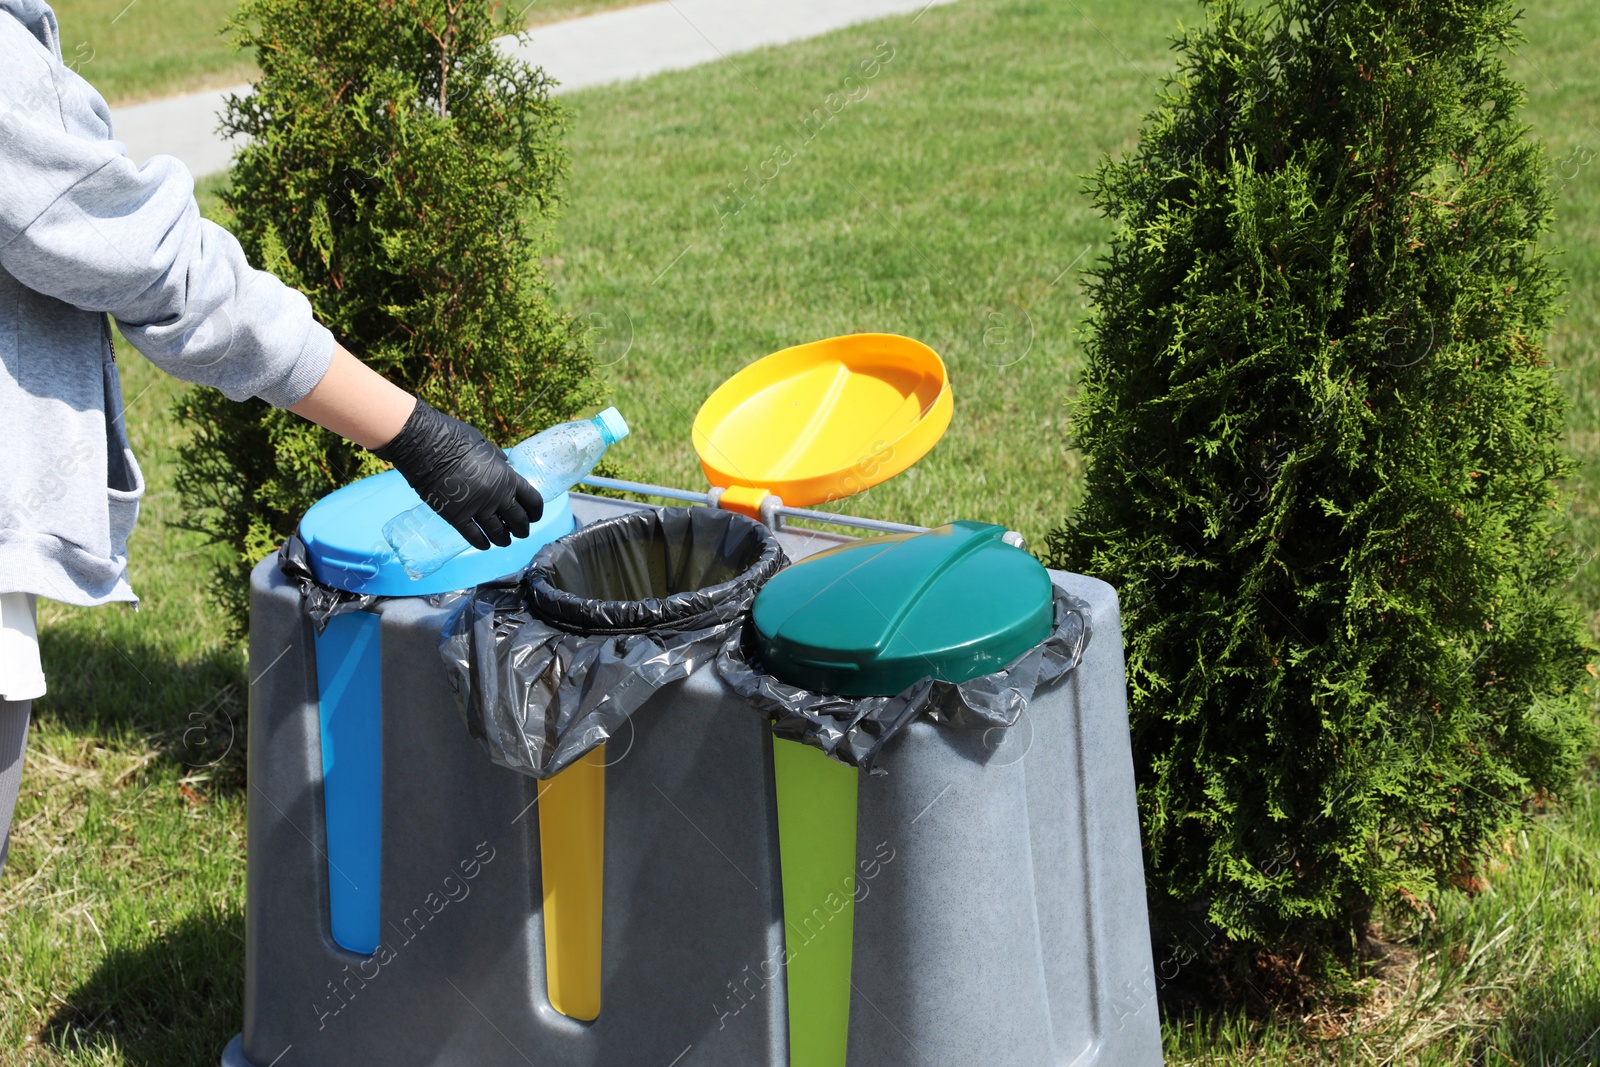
299, 467, 576, 597
595, 407, 629, 446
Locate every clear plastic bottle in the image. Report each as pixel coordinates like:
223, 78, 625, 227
383, 407, 630, 579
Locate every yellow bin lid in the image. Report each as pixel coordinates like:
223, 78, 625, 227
692, 333, 953, 511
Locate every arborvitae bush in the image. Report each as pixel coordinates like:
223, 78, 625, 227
1047, 0, 1594, 972
175, 0, 597, 632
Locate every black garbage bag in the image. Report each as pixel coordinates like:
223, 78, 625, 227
439, 506, 788, 779
717, 587, 1092, 773
278, 533, 382, 633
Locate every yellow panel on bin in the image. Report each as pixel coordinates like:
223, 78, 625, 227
540, 744, 606, 1021
693, 334, 953, 507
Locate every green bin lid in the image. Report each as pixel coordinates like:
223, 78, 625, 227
752, 521, 1054, 697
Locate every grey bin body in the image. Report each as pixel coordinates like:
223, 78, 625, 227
224, 494, 1162, 1067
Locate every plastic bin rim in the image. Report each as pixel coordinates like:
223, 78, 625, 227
524, 506, 786, 634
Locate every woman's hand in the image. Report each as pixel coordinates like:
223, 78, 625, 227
371, 399, 543, 550
288, 343, 542, 549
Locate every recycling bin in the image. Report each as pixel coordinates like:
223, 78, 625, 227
225, 333, 1162, 1067
278, 465, 580, 959
227, 494, 1160, 1067
227, 491, 795, 1067
719, 519, 1162, 1067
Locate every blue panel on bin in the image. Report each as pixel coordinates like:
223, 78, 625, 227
298, 467, 576, 597
314, 611, 384, 955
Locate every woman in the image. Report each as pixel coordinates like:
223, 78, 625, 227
0, 0, 543, 871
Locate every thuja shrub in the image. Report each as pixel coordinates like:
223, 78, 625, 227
1047, 0, 1594, 969
175, 0, 597, 632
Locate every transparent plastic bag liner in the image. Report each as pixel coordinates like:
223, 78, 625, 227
439, 507, 788, 779
717, 587, 1093, 773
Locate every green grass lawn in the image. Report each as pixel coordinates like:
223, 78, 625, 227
0, 346, 250, 1065
49, 0, 651, 105
550, 0, 1134, 545
3, 0, 1599, 1063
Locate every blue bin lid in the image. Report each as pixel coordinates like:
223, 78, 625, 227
298, 468, 576, 597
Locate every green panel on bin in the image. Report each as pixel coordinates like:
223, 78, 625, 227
752, 521, 1054, 697
773, 737, 858, 1067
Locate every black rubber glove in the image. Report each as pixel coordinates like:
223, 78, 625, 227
372, 398, 543, 551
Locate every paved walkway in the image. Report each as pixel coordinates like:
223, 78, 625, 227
110, 0, 957, 177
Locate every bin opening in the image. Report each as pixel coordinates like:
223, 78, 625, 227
525, 508, 784, 634
440, 506, 787, 780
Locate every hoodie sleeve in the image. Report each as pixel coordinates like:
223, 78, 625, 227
0, 47, 334, 408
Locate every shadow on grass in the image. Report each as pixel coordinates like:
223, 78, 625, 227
36, 624, 248, 795
1149, 922, 1418, 1061
39, 904, 244, 1067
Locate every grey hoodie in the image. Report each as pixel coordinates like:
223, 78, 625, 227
0, 0, 334, 606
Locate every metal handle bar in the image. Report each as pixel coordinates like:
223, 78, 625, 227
576, 475, 1026, 549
